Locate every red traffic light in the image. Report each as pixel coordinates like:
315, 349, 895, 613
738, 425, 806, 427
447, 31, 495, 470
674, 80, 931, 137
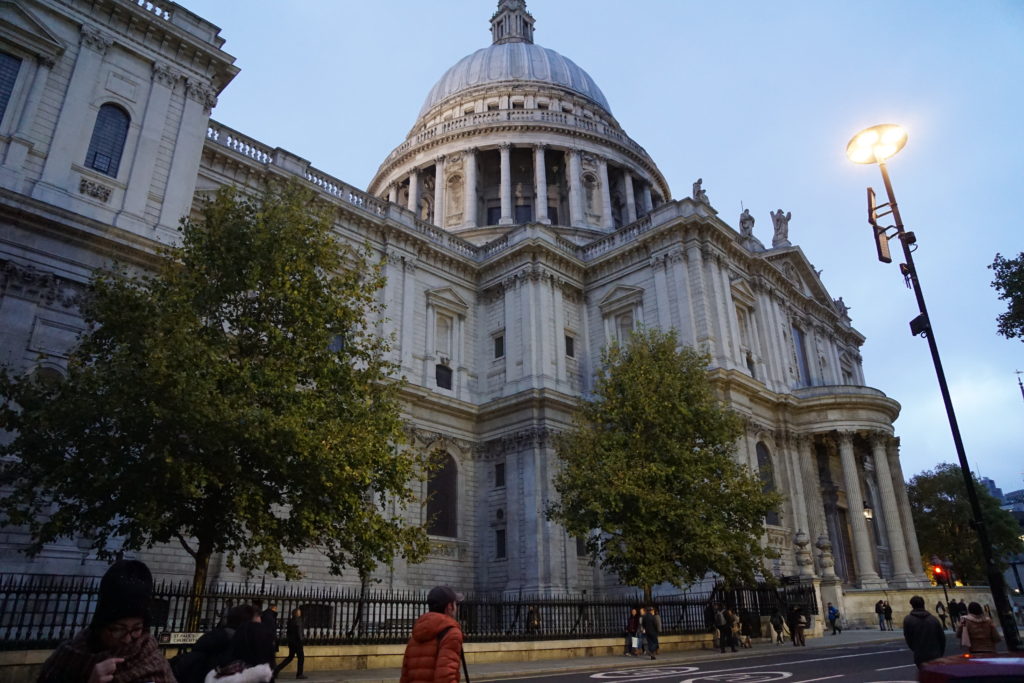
934, 566, 944, 575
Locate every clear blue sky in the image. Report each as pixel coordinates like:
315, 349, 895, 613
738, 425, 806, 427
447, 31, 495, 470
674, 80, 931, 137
183, 0, 1024, 494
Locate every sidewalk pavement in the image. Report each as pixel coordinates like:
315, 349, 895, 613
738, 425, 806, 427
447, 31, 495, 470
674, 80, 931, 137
292, 628, 908, 683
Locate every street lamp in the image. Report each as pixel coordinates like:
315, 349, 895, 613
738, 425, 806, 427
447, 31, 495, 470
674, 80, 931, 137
862, 501, 874, 521
846, 124, 1022, 651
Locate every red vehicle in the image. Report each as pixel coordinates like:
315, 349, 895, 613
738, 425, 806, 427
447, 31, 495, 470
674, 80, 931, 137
918, 652, 1024, 682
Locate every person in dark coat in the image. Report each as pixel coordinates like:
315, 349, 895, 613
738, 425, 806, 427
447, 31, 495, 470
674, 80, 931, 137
641, 605, 661, 660
273, 608, 307, 679
903, 595, 945, 668
875, 600, 886, 630
230, 605, 276, 668
935, 601, 948, 630
261, 604, 279, 650
171, 604, 249, 683
883, 601, 894, 630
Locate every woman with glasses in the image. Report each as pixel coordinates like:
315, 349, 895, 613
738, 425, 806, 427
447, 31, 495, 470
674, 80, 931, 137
37, 559, 174, 683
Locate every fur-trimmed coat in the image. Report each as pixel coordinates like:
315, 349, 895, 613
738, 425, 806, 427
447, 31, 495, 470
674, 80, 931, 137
37, 629, 174, 683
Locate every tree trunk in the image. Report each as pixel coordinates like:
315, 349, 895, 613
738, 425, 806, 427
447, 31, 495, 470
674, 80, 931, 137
643, 584, 652, 605
187, 546, 212, 631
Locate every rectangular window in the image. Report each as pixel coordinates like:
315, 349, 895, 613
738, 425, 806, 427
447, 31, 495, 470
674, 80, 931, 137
435, 364, 453, 390
486, 206, 501, 225
495, 462, 505, 488
565, 334, 575, 358
576, 535, 587, 557
616, 311, 634, 343
493, 334, 504, 359
548, 206, 558, 224
436, 314, 453, 356
0, 52, 22, 122
514, 204, 532, 223
495, 529, 506, 559
792, 325, 811, 387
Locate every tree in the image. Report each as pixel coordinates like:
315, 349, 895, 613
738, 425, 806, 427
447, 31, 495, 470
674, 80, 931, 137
547, 328, 781, 601
907, 463, 1024, 584
989, 251, 1024, 341
0, 183, 429, 597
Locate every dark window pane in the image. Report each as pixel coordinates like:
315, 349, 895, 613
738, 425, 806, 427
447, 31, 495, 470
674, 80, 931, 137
514, 204, 532, 223
565, 335, 574, 358
435, 364, 452, 389
0, 51, 22, 122
494, 335, 504, 358
486, 206, 501, 225
495, 529, 506, 559
85, 104, 130, 177
576, 535, 587, 556
495, 462, 505, 488
427, 454, 458, 537
548, 206, 558, 224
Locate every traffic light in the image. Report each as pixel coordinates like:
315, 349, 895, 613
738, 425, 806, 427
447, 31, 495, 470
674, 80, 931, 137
932, 564, 947, 586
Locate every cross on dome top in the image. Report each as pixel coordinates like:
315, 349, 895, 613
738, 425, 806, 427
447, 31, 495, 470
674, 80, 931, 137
491, 0, 535, 45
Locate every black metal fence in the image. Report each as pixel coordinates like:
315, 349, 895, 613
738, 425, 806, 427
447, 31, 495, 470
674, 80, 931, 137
0, 573, 817, 650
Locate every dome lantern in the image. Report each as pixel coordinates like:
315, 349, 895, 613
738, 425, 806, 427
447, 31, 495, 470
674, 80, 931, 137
491, 0, 535, 45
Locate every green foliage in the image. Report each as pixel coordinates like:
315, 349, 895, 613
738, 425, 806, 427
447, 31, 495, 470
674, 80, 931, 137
908, 463, 1024, 583
547, 328, 781, 595
0, 182, 429, 585
989, 252, 1024, 341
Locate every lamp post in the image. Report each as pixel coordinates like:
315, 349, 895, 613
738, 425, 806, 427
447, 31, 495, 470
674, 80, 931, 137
846, 124, 1022, 651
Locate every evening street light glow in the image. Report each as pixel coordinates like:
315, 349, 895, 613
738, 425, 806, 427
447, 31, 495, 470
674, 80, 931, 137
845, 124, 908, 164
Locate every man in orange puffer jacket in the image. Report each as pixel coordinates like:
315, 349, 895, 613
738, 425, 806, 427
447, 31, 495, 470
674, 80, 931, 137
400, 586, 465, 683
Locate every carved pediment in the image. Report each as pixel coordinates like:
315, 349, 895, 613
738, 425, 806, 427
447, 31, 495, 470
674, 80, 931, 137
730, 276, 756, 308
763, 250, 834, 309
0, 2, 64, 62
426, 286, 469, 316
598, 284, 643, 314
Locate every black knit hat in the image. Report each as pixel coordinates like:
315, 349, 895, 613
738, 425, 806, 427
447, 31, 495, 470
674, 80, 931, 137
427, 585, 464, 612
91, 560, 153, 628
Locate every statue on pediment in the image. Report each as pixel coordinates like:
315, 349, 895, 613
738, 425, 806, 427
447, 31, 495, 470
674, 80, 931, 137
771, 209, 791, 247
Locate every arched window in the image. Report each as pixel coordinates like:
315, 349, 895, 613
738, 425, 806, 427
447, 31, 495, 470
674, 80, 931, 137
85, 103, 130, 177
427, 453, 458, 537
756, 442, 780, 526
0, 51, 23, 122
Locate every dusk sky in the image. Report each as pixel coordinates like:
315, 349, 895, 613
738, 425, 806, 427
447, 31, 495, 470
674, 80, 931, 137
183, 0, 1024, 494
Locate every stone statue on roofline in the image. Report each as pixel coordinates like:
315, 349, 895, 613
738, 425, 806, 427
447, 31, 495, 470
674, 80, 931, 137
739, 208, 755, 238
692, 178, 709, 205
770, 208, 791, 248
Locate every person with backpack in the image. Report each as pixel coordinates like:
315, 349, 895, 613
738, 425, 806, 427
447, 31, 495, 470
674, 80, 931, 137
273, 608, 307, 679
827, 602, 842, 635
400, 586, 467, 683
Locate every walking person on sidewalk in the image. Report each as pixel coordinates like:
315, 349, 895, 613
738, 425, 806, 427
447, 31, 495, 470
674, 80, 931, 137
956, 601, 1002, 654
883, 601, 894, 631
623, 607, 640, 656
769, 608, 785, 645
935, 601, 948, 630
827, 602, 842, 635
790, 606, 807, 646
400, 586, 465, 683
875, 600, 886, 630
641, 605, 661, 660
903, 595, 945, 669
273, 608, 307, 679
714, 603, 735, 653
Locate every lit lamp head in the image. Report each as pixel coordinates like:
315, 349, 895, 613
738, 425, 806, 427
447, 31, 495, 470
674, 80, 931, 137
846, 124, 908, 164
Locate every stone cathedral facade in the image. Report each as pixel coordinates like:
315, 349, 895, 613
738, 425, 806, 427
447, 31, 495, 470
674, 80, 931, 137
0, 0, 929, 596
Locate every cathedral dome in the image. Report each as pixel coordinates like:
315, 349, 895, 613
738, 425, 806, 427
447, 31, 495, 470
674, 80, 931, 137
418, 41, 612, 120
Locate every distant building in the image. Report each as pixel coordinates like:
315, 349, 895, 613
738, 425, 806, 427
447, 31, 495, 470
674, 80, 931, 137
0, 0, 929, 595
980, 477, 1004, 502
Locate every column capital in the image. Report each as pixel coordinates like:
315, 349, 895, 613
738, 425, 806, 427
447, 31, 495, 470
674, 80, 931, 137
498, 142, 512, 152
80, 26, 113, 54
836, 430, 856, 448
153, 62, 181, 89
535, 142, 548, 151
434, 154, 446, 165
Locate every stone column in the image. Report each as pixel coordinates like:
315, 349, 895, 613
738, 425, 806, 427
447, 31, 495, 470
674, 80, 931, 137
567, 148, 583, 227
890, 438, 928, 582
796, 435, 827, 555
433, 155, 445, 227
641, 184, 653, 216
158, 80, 215, 231
388, 184, 397, 203
407, 169, 420, 216
838, 431, 885, 587
534, 145, 549, 224
2, 56, 53, 174
38, 26, 113, 189
623, 169, 637, 224
598, 157, 614, 230
870, 432, 914, 585
119, 62, 179, 228
499, 143, 513, 225
463, 147, 478, 228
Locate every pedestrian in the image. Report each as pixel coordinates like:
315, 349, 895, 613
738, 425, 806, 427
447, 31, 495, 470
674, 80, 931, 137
171, 604, 249, 683
883, 601, 894, 631
935, 601, 948, 630
260, 603, 279, 652
715, 603, 735, 653
527, 605, 541, 635
791, 606, 807, 647
636, 606, 647, 655
902, 595, 945, 669
37, 559, 175, 683
827, 602, 842, 635
229, 604, 276, 677
875, 600, 886, 630
641, 605, 661, 660
769, 608, 785, 645
273, 608, 307, 679
735, 609, 751, 648
624, 607, 639, 656
956, 601, 1001, 654
399, 586, 465, 683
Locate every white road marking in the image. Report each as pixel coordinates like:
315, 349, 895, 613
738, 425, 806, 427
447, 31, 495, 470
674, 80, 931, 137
874, 664, 915, 671
792, 676, 843, 683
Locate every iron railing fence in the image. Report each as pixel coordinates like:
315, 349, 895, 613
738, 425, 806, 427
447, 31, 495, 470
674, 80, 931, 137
0, 574, 818, 650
